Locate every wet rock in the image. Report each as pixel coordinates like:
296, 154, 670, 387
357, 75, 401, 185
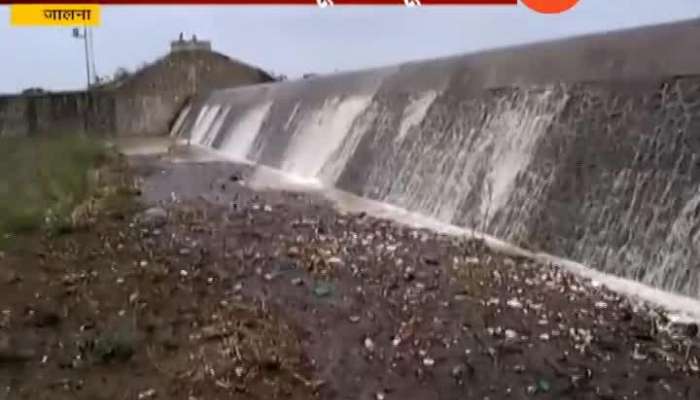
451, 365, 465, 379
313, 282, 333, 298
536, 379, 551, 393
668, 321, 699, 338
139, 207, 167, 228
403, 267, 416, 281
291, 277, 304, 286
326, 257, 344, 267
364, 337, 375, 352
506, 298, 523, 309
287, 246, 300, 257
137, 388, 157, 399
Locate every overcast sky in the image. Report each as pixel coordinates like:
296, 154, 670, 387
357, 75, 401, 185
1, 1, 699, 93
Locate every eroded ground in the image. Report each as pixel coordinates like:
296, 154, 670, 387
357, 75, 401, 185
1, 154, 699, 400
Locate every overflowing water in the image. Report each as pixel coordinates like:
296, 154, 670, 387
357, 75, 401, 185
170, 22, 700, 300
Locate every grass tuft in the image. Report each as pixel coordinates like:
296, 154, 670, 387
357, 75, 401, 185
0, 134, 110, 248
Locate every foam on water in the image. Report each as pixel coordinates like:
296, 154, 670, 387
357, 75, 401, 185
279, 95, 375, 181
189, 105, 221, 145
396, 91, 438, 142
219, 101, 273, 162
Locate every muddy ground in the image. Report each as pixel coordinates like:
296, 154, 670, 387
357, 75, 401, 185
1, 153, 700, 400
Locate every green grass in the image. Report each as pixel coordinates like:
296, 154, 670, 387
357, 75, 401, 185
0, 134, 108, 247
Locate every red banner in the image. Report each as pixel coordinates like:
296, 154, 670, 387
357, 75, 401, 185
2, 0, 517, 4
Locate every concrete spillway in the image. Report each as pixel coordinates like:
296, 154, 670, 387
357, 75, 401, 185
172, 18, 700, 299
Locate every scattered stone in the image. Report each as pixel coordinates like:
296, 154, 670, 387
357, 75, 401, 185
137, 388, 157, 399
288, 246, 300, 257
536, 379, 551, 393
313, 282, 333, 298
139, 207, 167, 228
423, 357, 435, 367
506, 298, 523, 309
348, 315, 361, 323
364, 337, 375, 352
326, 257, 344, 267
179, 248, 192, 256
403, 267, 416, 281
291, 277, 304, 286
451, 365, 465, 379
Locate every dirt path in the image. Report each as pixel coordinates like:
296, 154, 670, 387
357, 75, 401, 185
1, 154, 699, 400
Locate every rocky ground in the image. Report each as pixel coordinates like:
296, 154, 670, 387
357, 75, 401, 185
1, 153, 700, 400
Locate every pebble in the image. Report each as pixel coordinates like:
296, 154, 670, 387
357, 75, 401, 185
506, 298, 523, 309
451, 365, 465, 379
139, 207, 167, 228
291, 277, 304, 286
364, 337, 375, 352
423, 357, 435, 367
327, 257, 344, 267
313, 283, 333, 297
137, 389, 157, 399
348, 315, 361, 323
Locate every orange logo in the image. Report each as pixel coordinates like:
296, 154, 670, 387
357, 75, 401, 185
522, 0, 580, 14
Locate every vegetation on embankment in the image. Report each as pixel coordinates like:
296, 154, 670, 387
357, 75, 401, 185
0, 134, 132, 248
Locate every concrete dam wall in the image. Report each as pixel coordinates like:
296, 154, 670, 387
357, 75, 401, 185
172, 19, 700, 299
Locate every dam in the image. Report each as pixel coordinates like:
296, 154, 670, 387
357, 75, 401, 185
171, 18, 700, 299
